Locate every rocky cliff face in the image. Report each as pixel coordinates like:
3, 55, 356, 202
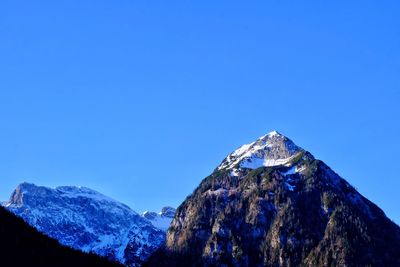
3, 183, 165, 267
146, 131, 400, 267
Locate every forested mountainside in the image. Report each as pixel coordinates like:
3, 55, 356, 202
146, 131, 400, 267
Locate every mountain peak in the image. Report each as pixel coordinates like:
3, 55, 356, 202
149, 132, 400, 267
15, 182, 37, 191
3, 183, 165, 267
142, 206, 176, 231
7, 182, 45, 207
160, 206, 176, 217
217, 131, 303, 170
266, 130, 281, 137
6, 183, 127, 210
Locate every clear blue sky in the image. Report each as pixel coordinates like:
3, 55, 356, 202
1, 1, 399, 223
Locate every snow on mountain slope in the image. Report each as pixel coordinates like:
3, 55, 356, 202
218, 130, 303, 171
146, 131, 400, 267
2, 183, 165, 267
142, 206, 176, 231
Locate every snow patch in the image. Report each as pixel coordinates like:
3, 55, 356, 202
218, 131, 303, 170
285, 182, 296, 191
142, 207, 176, 232
204, 188, 228, 197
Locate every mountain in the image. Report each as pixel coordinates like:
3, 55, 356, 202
146, 131, 400, 267
142, 207, 176, 231
0, 205, 120, 267
3, 183, 165, 267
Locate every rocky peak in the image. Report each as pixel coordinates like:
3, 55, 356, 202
217, 130, 303, 171
142, 207, 176, 232
160, 206, 176, 218
7, 182, 51, 208
143, 211, 159, 220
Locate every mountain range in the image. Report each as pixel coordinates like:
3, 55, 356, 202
2, 131, 400, 266
2, 183, 173, 267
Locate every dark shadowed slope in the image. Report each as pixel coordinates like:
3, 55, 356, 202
146, 131, 400, 267
0, 206, 121, 267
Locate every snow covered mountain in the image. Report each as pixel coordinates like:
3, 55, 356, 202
217, 130, 303, 171
2, 183, 165, 267
142, 206, 176, 231
147, 130, 400, 267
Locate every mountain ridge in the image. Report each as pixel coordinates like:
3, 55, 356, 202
142, 206, 176, 231
3, 182, 166, 267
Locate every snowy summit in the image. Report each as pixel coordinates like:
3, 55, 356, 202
142, 206, 176, 231
217, 131, 303, 170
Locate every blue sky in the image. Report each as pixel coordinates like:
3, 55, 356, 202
1, 1, 399, 222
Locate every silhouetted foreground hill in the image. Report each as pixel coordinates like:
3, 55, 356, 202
0, 206, 120, 267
